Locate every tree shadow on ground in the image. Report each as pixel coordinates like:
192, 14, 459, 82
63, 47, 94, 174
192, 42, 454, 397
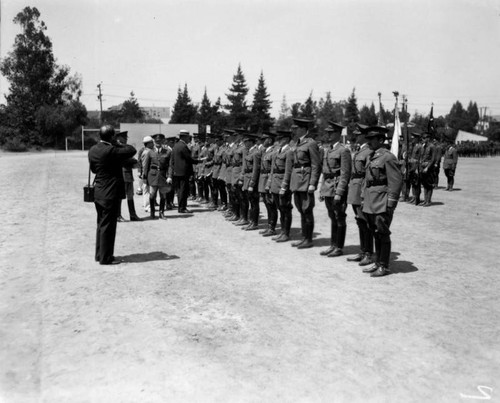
389, 251, 418, 275
116, 251, 180, 263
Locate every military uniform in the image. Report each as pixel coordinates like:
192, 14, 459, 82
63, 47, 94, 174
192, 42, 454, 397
213, 136, 228, 209
362, 127, 403, 277
408, 134, 423, 205
241, 136, 261, 230
346, 140, 374, 265
268, 131, 294, 242
290, 118, 321, 249
258, 135, 279, 236
443, 143, 458, 191
231, 137, 247, 225
319, 123, 352, 257
224, 141, 238, 221
190, 139, 201, 200
418, 134, 437, 206
143, 134, 173, 219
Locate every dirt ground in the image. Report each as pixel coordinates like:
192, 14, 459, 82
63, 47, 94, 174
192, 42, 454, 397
0, 150, 499, 403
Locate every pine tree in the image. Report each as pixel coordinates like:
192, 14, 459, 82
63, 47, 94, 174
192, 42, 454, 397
120, 91, 144, 123
345, 88, 359, 124
170, 84, 198, 123
359, 103, 378, 126
197, 88, 213, 134
276, 95, 293, 129
466, 101, 480, 130
250, 71, 273, 132
316, 92, 338, 131
299, 92, 316, 119
225, 63, 249, 128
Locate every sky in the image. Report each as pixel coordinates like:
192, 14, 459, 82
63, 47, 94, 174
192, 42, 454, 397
1, 0, 500, 120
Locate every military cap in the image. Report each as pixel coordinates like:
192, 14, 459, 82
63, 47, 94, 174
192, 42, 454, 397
291, 118, 314, 129
143, 135, 154, 143
327, 121, 346, 132
152, 133, 165, 141
115, 130, 128, 139
261, 130, 276, 139
276, 129, 292, 138
363, 126, 390, 139
212, 133, 224, 140
223, 129, 236, 135
179, 129, 190, 136
243, 133, 260, 141
166, 134, 178, 140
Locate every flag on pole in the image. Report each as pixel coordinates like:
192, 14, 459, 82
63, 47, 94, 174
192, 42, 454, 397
391, 101, 401, 158
427, 104, 435, 137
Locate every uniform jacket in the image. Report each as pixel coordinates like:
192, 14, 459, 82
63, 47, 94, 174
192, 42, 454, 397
362, 147, 402, 214
231, 142, 246, 185
203, 143, 217, 177
171, 140, 199, 177
212, 144, 225, 180
290, 137, 321, 192
268, 144, 293, 194
419, 141, 437, 171
242, 145, 261, 190
122, 157, 138, 183
258, 144, 278, 193
443, 145, 458, 170
144, 147, 172, 186
191, 143, 201, 176
347, 144, 372, 205
320, 142, 352, 198
88, 141, 136, 201
409, 142, 422, 173
223, 143, 236, 183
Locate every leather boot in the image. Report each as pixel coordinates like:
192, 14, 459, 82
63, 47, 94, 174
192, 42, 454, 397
159, 198, 167, 219
358, 252, 373, 266
150, 198, 157, 219
297, 222, 313, 249
128, 199, 141, 221
320, 221, 336, 256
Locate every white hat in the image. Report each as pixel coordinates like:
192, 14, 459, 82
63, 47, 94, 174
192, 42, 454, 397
143, 135, 153, 143
179, 129, 190, 136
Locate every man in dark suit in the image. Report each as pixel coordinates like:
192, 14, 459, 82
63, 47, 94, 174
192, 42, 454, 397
170, 130, 204, 213
88, 125, 136, 265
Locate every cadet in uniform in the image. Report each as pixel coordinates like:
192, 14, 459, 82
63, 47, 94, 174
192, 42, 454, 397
268, 129, 294, 242
231, 129, 247, 226
290, 118, 321, 249
418, 131, 437, 206
241, 133, 262, 230
407, 131, 423, 205
361, 126, 403, 277
164, 134, 177, 210
212, 134, 228, 209
224, 131, 239, 221
319, 122, 352, 257
143, 133, 173, 219
138, 136, 154, 213
258, 131, 279, 236
346, 124, 374, 266
443, 140, 458, 191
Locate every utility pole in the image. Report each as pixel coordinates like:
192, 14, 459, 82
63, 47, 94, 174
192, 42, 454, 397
97, 83, 103, 125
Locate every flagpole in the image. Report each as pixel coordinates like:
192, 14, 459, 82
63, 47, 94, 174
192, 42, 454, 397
403, 95, 409, 181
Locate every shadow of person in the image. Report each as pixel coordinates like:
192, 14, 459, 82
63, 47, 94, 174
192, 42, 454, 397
450, 188, 462, 191
429, 201, 444, 206
389, 251, 418, 274
166, 214, 194, 219
116, 251, 180, 263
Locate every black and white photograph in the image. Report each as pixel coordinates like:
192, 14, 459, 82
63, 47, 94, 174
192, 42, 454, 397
1, 0, 499, 401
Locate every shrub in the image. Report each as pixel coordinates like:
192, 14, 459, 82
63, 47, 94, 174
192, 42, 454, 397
3, 137, 28, 152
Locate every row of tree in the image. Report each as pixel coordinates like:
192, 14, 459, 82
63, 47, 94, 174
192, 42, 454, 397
0, 7, 497, 150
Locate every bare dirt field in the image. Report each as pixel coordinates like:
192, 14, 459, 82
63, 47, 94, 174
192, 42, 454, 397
1, 150, 499, 403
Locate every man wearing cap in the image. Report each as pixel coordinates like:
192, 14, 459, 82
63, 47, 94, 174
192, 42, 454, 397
407, 131, 423, 205
88, 125, 137, 265
164, 134, 178, 210
290, 118, 321, 249
115, 131, 141, 222
346, 124, 374, 266
268, 129, 294, 242
190, 134, 201, 201
171, 129, 204, 213
258, 131, 279, 236
143, 133, 173, 219
418, 132, 438, 207
212, 134, 228, 210
138, 135, 154, 213
319, 122, 352, 257
204, 134, 218, 209
223, 130, 238, 220
443, 139, 458, 191
361, 126, 403, 277
241, 133, 261, 230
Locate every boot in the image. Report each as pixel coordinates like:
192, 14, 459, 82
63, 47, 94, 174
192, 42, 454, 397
150, 198, 157, 219
358, 252, 373, 266
297, 222, 314, 249
370, 265, 390, 277
128, 199, 141, 221
320, 221, 336, 256
159, 198, 167, 219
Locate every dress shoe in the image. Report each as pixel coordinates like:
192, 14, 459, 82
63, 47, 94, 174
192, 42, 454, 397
407, 197, 415, 203
159, 212, 167, 219
362, 264, 379, 273
179, 209, 192, 214
275, 234, 290, 243
235, 220, 249, 226
100, 258, 121, 265
262, 229, 276, 237
228, 216, 240, 222
371, 266, 390, 277
130, 215, 142, 222
347, 253, 364, 262
259, 228, 269, 235
320, 245, 336, 256
291, 238, 306, 247
297, 240, 314, 249
117, 215, 126, 222
245, 223, 259, 231
358, 254, 373, 266
327, 247, 343, 257
272, 233, 284, 241
166, 204, 173, 210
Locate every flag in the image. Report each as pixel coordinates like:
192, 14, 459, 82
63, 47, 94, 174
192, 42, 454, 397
391, 102, 401, 158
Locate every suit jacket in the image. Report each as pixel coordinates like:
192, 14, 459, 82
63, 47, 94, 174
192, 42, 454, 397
88, 141, 136, 201
362, 147, 402, 214
320, 142, 352, 198
290, 137, 321, 192
171, 140, 200, 177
